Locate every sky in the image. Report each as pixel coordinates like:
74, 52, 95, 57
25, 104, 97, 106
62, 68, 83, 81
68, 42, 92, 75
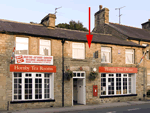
0, 0, 150, 31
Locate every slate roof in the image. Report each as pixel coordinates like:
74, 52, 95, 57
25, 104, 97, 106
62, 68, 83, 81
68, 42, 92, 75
107, 22, 150, 41
0, 19, 144, 48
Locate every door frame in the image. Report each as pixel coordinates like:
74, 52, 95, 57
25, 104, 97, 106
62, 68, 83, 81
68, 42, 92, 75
72, 71, 86, 106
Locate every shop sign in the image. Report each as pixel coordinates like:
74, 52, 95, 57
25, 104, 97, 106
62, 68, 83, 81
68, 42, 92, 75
10, 64, 56, 73
99, 67, 137, 73
15, 54, 53, 65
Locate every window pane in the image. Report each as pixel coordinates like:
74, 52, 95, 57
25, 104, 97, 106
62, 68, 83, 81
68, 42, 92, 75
44, 74, 50, 99
77, 73, 80, 77
16, 37, 28, 55
101, 73, 106, 77
35, 78, 42, 99
14, 79, 17, 83
123, 78, 127, 94
40, 39, 51, 56
126, 54, 132, 63
72, 43, 85, 59
101, 77, 106, 95
40, 46, 50, 56
73, 73, 76, 77
81, 73, 84, 77
25, 78, 32, 100
116, 78, 121, 94
108, 78, 114, 95
116, 73, 121, 77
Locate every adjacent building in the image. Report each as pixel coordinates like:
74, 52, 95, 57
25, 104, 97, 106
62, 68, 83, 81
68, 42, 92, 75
93, 5, 150, 92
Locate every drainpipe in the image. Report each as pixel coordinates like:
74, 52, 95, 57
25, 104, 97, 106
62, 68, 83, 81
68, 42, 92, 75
61, 39, 65, 107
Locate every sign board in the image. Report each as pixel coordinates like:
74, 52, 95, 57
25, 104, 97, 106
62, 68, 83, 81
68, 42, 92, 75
99, 67, 137, 73
118, 50, 121, 54
10, 64, 56, 73
15, 55, 53, 65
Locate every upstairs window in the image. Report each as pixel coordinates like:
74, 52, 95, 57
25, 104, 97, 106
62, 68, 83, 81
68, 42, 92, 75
72, 43, 85, 59
125, 49, 134, 64
16, 37, 28, 55
101, 47, 111, 63
40, 39, 51, 56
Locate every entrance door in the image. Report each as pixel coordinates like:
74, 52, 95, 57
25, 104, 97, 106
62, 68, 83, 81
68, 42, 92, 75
73, 71, 86, 105
77, 79, 84, 104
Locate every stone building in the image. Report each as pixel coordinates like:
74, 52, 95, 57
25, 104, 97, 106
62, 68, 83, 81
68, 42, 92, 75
0, 10, 147, 111
93, 5, 150, 93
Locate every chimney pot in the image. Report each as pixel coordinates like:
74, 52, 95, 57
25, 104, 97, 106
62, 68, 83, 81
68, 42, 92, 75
148, 19, 150, 21
99, 5, 103, 10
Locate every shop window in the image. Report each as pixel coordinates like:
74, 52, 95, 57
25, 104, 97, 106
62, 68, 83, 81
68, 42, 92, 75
15, 37, 29, 55
72, 43, 85, 59
125, 49, 134, 64
13, 73, 54, 101
101, 73, 136, 96
40, 39, 51, 56
101, 47, 111, 63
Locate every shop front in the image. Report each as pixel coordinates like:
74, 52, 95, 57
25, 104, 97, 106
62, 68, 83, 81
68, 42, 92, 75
99, 67, 137, 98
9, 55, 56, 103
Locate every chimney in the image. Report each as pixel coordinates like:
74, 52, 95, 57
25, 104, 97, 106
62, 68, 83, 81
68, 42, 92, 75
99, 5, 103, 10
141, 19, 150, 30
41, 13, 56, 29
93, 5, 109, 33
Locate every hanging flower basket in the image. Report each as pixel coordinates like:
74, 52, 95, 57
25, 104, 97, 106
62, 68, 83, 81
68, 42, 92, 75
89, 71, 98, 80
64, 69, 74, 81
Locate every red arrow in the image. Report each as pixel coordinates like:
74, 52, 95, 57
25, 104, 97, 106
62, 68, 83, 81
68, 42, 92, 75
86, 7, 93, 48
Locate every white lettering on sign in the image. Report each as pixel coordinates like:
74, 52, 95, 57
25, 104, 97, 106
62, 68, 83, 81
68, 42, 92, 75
15, 54, 53, 65
105, 67, 116, 72
14, 65, 30, 71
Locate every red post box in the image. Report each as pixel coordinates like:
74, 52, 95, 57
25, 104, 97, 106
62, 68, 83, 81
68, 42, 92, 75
93, 85, 98, 96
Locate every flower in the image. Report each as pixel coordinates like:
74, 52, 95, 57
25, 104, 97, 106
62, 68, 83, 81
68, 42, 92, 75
65, 69, 74, 80
89, 71, 98, 80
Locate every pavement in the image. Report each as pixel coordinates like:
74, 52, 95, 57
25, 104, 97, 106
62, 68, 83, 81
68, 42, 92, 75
1, 100, 150, 113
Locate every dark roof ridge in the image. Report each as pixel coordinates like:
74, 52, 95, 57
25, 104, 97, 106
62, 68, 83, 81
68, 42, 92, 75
55, 27, 112, 36
0, 19, 43, 26
108, 22, 143, 30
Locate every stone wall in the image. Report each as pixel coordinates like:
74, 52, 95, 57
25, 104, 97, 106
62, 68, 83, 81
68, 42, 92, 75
0, 32, 146, 111
63, 41, 145, 106
0, 33, 63, 111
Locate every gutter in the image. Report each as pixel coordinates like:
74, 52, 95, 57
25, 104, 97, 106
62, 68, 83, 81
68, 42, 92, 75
61, 39, 65, 107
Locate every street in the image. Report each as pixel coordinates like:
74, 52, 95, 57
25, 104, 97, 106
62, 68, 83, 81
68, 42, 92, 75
61, 103, 150, 113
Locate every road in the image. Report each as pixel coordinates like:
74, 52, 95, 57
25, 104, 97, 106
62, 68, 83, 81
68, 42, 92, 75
62, 103, 150, 113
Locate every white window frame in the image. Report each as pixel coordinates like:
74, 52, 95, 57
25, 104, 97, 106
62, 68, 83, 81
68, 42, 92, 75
12, 72, 54, 101
101, 47, 111, 63
73, 71, 85, 78
72, 43, 85, 59
100, 73, 136, 96
16, 37, 29, 55
39, 39, 51, 56
125, 49, 134, 64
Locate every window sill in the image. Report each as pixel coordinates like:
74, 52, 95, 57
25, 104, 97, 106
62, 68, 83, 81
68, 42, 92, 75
100, 94, 137, 98
125, 63, 134, 64
71, 58, 87, 62
101, 62, 111, 64
10, 99, 55, 104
